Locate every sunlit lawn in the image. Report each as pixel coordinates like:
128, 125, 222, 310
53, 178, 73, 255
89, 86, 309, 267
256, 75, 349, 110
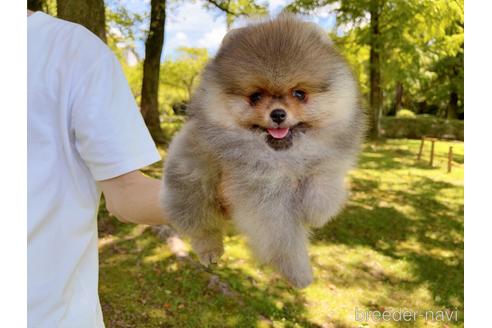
98, 139, 464, 328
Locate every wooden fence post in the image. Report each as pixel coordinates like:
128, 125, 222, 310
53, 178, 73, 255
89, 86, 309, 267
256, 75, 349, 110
429, 140, 435, 167
448, 146, 453, 173
417, 137, 424, 160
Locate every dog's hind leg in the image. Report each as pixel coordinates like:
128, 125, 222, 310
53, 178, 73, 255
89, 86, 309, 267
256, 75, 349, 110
231, 200, 313, 288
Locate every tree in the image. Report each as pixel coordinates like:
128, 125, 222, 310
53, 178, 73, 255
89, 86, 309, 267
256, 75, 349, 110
368, 0, 382, 138
424, 48, 464, 119
140, 0, 166, 144
287, 0, 464, 135
28, 0, 56, 14
106, 5, 144, 57
57, 0, 106, 42
27, 0, 44, 11
203, 0, 267, 29
420, 3, 464, 119
287, 0, 385, 137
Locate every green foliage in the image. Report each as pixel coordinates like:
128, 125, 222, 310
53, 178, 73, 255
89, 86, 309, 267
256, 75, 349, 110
202, 0, 268, 27
122, 62, 144, 102
106, 1, 145, 64
396, 109, 416, 118
156, 48, 209, 141
106, 4, 144, 47
381, 116, 464, 140
44, 0, 57, 15
160, 48, 209, 102
159, 47, 209, 115
99, 139, 464, 327
329, 30, 371, 96
287, 0, 464, 118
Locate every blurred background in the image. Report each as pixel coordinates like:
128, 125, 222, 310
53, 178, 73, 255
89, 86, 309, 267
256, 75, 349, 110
28, 1, 464, 327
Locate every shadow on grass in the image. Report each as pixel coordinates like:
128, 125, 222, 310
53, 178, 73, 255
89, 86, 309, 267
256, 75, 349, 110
98, 140, 463, 327
312, 174, 463, 320
98, 221, 321, 328
101, 162, 321, 327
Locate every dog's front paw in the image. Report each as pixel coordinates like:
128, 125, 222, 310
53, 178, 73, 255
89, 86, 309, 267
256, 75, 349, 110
190, 234, 224, 267
302, 181, 347, 228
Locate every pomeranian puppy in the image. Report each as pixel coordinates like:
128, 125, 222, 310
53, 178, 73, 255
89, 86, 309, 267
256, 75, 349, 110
161, 14, 365, 288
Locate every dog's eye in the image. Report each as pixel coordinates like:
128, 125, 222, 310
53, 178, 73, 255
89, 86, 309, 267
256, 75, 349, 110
292, 90, 306, 101
249, 92, 262, 104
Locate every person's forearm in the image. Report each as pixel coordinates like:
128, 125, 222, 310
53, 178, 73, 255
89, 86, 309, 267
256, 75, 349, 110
100, 171, 168, 225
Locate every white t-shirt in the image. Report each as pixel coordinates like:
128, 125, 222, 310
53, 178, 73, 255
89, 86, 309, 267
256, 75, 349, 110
27, 12, 160, 327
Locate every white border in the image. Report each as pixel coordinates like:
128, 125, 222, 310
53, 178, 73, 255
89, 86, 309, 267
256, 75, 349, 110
464, 1, 492, 326
0, 0, 481, 326
0, 1, 27, 326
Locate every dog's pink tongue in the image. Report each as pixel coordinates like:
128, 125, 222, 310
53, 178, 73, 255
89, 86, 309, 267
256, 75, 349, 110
267, 128, 290, 139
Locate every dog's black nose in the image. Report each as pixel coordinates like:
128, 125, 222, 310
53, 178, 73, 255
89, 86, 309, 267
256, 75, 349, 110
270, 109, 287, 123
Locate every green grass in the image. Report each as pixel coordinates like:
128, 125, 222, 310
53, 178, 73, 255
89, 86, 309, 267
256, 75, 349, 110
98, 139, 463, 328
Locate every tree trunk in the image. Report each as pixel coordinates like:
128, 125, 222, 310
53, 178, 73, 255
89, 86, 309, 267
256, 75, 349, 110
57, 0, 106, 43
447, 91, 458, 119
141, 0, 166, 144
27, 0, 44, 11
369, 0, 382, 139
394, 81, 403, 113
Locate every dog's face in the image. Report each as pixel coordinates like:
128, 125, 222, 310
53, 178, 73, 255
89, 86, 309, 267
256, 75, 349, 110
197, 15, 359, 151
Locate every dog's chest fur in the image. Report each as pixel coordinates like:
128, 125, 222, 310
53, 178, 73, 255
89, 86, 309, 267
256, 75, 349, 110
215, 160, 308, 220
193, 119, 337, 221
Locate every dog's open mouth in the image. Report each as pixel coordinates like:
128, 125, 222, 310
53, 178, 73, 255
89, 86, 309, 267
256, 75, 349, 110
251, 123, 309, 151
266, 127, 290, 139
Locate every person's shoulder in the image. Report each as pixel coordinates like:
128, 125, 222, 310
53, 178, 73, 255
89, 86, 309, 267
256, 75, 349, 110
63, 20, 112, 63
35, 12, 113, 65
